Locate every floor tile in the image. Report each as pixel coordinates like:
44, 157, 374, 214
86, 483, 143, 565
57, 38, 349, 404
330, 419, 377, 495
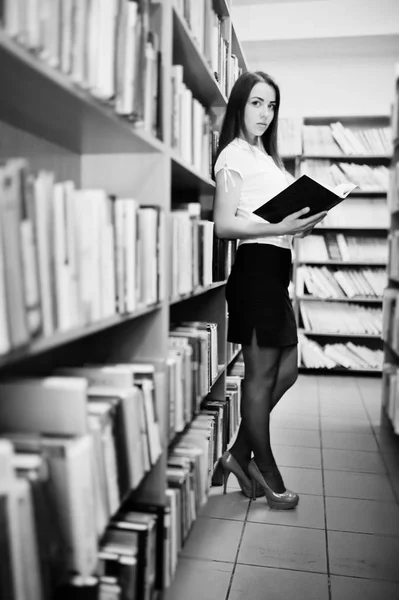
322, 448, 386, 474
321, 416, 373, 434
248, 493, 325, 530
381, 452, 399, 476
325, 496, 399, 536
229, 564, 329, 600
328, 530, 399, 581
320, 405, 367, 419
199, 489, 249, 521
271, 427, 321, 448
164, 558, 233, 600
322, 431, 379, 452
238, 522, 327, 573
323, 470, 396, 502
280, 466, 324, 496
330, 575, 399, 600
274, 445, 322, 469
181, 517, 243, 563
271, 414, 320, 431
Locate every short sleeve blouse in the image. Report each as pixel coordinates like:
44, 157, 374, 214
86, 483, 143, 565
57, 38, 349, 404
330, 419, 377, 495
214, 138, 292, 250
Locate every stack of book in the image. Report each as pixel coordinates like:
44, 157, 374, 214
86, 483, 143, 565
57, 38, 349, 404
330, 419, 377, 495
98, 505, 161, 599
2, 0, 162, 136
171, 64, 212, 175
168, 321, 219, 442
296, 265, 386, 299
299, 332, 383, 371
278, 118, 303, 157
0, 362, 164, 596
170, 205, 215, 300
0, 159, 164, 356
174, 0, 240, 97
299, 300, 382, 335
297, 234, 388, 263
314, 198, 389, 229
303, 122, 392, 156
303, 160, 389, 192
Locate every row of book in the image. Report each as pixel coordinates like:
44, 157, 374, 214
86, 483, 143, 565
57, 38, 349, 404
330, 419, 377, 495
296, 233, 388, 264
297, 233, 388, 264
303, 123, 392, 156
299, 300, 382, 335
382, 363, 399, 434
2, 0, 161, 136
298, 332, 383, 371
171, 65, 212, 175
302, 160, 389, 192
0, 159, 164, 356
173, 0, 240, 98
170, 205, 215, 299
388, 163, 399, 214
165, 368, 242, 586
296, 266, 386, 300
0, 361, 163, 597
312, 198, 389, 230
168, 322, 219, 441
278, 118, 303, 157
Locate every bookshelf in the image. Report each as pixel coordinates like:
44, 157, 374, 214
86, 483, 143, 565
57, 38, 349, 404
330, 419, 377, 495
0, 0, 247, 597
292, 115, 391, 375
382, 65, 399, 434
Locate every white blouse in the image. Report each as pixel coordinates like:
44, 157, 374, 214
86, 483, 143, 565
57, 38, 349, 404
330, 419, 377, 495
214, 137, 293, 250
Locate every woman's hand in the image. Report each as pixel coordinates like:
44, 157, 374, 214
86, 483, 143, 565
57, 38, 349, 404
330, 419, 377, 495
280, 207, 327, 237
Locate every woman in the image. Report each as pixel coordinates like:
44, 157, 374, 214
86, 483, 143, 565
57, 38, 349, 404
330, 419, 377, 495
213, 71, 326, 509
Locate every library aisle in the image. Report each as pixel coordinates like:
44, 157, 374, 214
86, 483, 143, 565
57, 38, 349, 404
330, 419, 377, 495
164, 374, 399, 600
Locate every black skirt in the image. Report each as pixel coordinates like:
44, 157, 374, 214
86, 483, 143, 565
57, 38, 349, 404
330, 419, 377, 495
225, 243, 298, 347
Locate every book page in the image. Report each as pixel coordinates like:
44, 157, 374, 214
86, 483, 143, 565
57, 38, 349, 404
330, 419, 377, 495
333, 182, 358, 198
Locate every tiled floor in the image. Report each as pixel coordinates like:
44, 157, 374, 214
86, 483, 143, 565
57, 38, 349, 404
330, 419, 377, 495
164, 375, 399, 600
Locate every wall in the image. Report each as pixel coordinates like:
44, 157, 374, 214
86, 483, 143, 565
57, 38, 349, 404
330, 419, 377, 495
231, 0, 399, 117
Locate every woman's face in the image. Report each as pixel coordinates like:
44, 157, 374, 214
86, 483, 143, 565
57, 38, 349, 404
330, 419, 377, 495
243, 81, 276, 144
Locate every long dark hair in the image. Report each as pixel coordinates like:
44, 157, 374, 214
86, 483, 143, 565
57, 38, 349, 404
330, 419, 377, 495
215, 71, 283, 169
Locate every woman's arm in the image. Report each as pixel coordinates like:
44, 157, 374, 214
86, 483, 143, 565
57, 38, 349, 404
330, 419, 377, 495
213, 170, 326, 240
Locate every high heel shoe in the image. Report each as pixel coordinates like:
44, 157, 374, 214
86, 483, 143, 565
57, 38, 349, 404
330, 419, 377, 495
217, 451, 253, 498
248, 459, 299, 510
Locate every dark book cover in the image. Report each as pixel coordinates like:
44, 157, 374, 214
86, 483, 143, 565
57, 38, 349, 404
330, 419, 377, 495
253, 175, 357, 223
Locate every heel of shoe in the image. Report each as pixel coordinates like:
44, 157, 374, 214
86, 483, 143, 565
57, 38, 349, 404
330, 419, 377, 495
250, 477, 258, 501
222, 468, 230, 495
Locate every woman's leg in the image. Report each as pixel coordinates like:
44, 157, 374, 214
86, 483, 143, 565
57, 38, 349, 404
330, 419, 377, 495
270, 344, 298, 411
229, 329, 286, 492
229, 344, 298, 468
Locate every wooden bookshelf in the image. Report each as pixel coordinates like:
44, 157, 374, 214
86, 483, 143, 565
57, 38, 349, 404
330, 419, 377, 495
294, 115, 390, 375
0, 0, 247, 596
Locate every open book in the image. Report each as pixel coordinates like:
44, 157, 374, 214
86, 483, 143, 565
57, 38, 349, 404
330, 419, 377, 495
253, 174, 358, 224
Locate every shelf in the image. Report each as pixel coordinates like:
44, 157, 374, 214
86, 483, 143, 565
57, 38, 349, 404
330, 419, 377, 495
297, 296, 382, 303
350, 190, 387, 196
302, 154, 390, 162
171, 152, 215, 192
297, 260, 387, 267
169, 281, 226, 305
172, 8, 227, 108
298, 366, 381, 376
0, 304, 162, 369
314, 226, 388, 232
0, 30, 165, 155
227, 347, 242, 366
302, 330, 382, 339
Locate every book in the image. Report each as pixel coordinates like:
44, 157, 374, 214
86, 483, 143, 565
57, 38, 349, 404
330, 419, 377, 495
253, 174, 357, 224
